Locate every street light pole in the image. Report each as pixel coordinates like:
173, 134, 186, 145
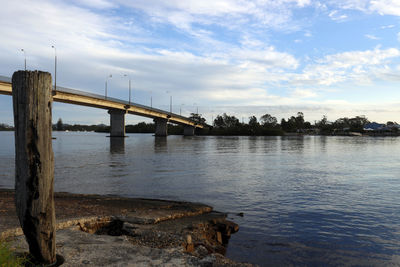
166, 91, 172, 113
21, 49, 26, 71
51, 46, 57, 91
105, 74, 112, 99
150, 91, 152, 108
123, 74, 132, 104
193, 103, 198, 115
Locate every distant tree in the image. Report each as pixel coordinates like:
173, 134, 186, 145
56, 118, 63, 131
188, 113, 206, 125
281, 116, 297, 132
125, 122, 155, 133
213, 115, 225, 128
295, 112, 305, 129
347, 116, 369, 132
213, 113, 240, 128
224, 114, 240, 128
334, 117, 349, 130
333, 115, 369, 133
280, 112, 308, 132
0, 123, 13, 131
246, 116, 261, 135
260, 114, 277, 127
280, 118, 288, 131
248, 116, 259, 128
317, 115, 328, 127
315, 115, 333, 134
303, 121, 312, 129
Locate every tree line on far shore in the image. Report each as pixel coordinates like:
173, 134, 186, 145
1, 112, 399, 136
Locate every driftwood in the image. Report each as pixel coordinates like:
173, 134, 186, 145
12, 71, 56, 264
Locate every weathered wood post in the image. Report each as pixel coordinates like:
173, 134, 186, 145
12, 71, 56, 264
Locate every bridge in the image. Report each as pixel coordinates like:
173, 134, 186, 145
0, 75, 204, 137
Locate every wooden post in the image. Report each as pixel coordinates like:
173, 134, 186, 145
12, 71, 56, 264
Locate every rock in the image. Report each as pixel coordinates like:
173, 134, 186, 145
195, 245, 209, 258
121, 222, 136, 235
1, 190, 254, 266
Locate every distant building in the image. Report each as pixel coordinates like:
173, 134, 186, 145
363, 122, 400, 136
363, 122, 385, 131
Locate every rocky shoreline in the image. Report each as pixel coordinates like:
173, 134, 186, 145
0, 189, 253, 266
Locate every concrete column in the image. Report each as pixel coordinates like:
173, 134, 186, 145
184, 125, 195, 136
154, 118, 168, 137
108, 109, 126, 137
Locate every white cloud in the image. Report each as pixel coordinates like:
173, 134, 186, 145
293, 48, 400, 85
365, 34, 380, 40
234, 47, 299, 70
72, 0, 117, 9
204, 88, 269, 101
119, 0, 312, 33
369, 0, 400, 16
292, 89, 318, 98
240, 36, 264, 48
331, 0, 369, 11
328, 10, 348, 21
332, 0, 400, 16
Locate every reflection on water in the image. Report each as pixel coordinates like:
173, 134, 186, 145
109, 137, 125, 154
1, 132, 400, 266
154, 136, 167, 153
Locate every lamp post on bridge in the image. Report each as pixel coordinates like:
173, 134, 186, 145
20, 49, 26, 71
51, 46, 57, 91
166, 91, 172, 114
105, 74, 112, 99
123, 74, 131, 105
180, 104, 184, 116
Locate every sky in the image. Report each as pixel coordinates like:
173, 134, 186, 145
1, 0, 400, 125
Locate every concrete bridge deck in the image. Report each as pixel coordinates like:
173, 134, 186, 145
0, 75, 203, 136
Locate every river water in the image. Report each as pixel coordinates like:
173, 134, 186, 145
1, 131, 399, 266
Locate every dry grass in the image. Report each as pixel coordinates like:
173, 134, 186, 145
0, 240, 25, 267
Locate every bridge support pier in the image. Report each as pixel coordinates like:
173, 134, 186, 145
154, 118, 168, 137
108, 109, 126, 137
184, 125, 195, 136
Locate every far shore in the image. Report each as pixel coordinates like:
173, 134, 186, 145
1, 129, 399, 137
